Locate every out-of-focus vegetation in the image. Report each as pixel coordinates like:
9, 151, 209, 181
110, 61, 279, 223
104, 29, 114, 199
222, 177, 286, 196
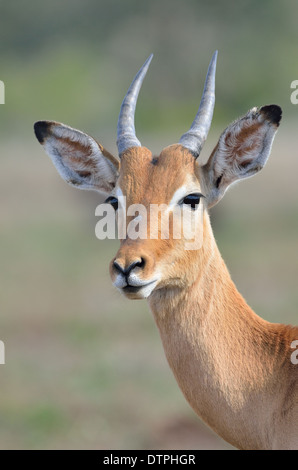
1, 0, 298, 141
0, 0, 298, 450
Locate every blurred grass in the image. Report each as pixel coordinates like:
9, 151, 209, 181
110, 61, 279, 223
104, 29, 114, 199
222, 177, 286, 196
1, 0, 298, 451
2, 0, 298, 140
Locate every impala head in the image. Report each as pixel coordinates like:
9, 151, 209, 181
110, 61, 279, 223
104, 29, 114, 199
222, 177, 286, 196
34, 52, 282, 300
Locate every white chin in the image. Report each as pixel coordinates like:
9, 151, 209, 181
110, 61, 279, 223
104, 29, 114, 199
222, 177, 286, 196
120, 281, 157, 299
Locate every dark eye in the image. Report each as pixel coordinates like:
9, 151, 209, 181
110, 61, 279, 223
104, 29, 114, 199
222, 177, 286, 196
105, 196, 118, 211
181, 193, 203, 210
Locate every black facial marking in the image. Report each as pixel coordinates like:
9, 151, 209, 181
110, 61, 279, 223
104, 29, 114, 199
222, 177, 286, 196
215, 174, 223, 189
34, 121, 51, 144
77, 170, 92, 178
260, 105, 282, 126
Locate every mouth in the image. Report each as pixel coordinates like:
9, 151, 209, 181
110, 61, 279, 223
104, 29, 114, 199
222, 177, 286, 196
121, 280, 158, 299
123, 285, 145, 294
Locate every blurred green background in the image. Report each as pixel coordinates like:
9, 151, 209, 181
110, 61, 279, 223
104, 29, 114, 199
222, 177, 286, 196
1, 0, 298, 450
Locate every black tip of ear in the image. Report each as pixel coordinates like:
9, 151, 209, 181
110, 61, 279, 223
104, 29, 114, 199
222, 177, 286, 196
260, 105, 282, 126
34, 121, 51, 144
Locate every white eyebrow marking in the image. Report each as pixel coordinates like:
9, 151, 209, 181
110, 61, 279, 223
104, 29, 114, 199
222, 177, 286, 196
114, 186, 126, 211
168, 185, 188, 207
115, 187, 124, 199
168, 178, 202, 210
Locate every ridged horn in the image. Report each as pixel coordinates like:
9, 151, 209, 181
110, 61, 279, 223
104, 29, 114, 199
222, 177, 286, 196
179, 51, 218, 158
117, 54, 153, 156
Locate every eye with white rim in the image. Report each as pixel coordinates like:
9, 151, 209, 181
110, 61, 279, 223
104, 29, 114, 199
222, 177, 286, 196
105, 196, 119, 211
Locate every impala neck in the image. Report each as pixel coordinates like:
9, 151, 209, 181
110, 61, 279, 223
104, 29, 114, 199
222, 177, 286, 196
148, 213, 293, 449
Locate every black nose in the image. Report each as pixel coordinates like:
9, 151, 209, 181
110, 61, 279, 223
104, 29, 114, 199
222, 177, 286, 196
113, 258, 145, 276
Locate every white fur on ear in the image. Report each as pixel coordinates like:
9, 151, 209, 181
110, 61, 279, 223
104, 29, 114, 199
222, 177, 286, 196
34, 121, 119, 193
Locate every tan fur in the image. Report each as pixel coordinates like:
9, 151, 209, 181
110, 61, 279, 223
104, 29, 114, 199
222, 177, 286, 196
111, 144, 298, 450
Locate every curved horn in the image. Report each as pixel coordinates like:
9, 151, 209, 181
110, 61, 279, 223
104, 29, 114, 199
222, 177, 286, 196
179, 51, 218, 158
117, 54, 153, 156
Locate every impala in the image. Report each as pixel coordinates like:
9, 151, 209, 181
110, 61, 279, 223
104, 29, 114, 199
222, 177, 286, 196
34, 52, 298, 450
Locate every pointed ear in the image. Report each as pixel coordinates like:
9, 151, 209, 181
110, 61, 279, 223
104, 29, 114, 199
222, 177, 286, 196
201, 105, 282, 208
34, 121, 120, 194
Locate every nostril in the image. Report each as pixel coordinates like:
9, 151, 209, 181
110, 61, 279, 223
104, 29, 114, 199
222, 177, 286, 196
128, 257, 146, 274
113, 260, 125, 274
113, 257, 147, 276
136, 257, 145, 269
